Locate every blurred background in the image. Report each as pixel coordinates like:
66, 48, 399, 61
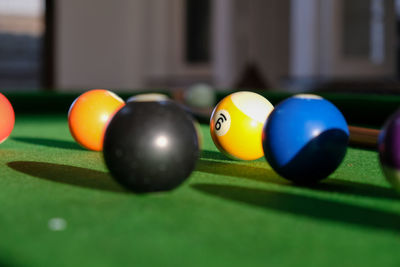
0, 0, 399, 93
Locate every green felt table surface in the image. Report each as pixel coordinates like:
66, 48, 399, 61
0, 91, 400, 267
0, 113, 399, 267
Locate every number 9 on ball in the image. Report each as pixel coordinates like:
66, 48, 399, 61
210, 91, 273, 160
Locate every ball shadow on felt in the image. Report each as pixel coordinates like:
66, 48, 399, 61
191, 183, 400, 232
7, 161, 126, 193
13, 137, 85, 151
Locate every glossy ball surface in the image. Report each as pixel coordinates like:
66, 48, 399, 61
68, 89, 125, 151
378, 110, 400, 191
0, 93, 14, 143
127, 93, 169, 103
127, 93, 203, 149
210, 91, 273, 160
262, 94, 349, 184
103, 100, 200, 193
184, 83, 216, 108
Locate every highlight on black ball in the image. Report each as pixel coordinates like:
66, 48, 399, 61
103, 100, 200, 193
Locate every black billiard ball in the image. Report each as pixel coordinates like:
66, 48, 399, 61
103, 100, 200, 193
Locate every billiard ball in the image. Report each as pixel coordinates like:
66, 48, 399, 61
378, 110, 400, 191
103, 100, 200, 193
68, 89, 125, 151
210, 91, 273, 160
128, 93, 203, 149
262, 94, 349, 184
184, 83, 216, 108
0, 93, 14, 143
127, 93, 169, 103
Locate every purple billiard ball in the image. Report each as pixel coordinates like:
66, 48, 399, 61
378, 110, 400, 191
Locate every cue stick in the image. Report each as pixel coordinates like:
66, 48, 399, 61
180, 100, 381, 150
348, 125, 380, 149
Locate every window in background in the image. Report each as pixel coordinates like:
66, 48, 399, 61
185, 0, 211, 64
370, 0, 385, 64
343, 0, 385, 64
343, 0, 370, 58
396, 0, 400, 78
0, 0, 45, 90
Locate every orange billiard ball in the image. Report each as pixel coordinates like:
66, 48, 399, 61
68, 89, 125, 151
0, 93, 14, 143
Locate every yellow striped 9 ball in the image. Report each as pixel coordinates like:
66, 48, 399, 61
210, 91, 273, 160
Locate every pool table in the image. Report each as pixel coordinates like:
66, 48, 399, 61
0, 91, 400, 267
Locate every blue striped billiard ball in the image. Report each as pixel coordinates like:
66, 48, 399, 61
262, 94, 349, 184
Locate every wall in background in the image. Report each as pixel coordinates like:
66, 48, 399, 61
55, 0, 397, 92
213, 0, 290, 89
55, 0, 290, 91
56, 0, 148, 90
290, 0, 396, 81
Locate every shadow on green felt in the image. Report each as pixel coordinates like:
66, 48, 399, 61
7, 161, 127, 193
200, 150, 233, 161
12, 137, 85, 151
311, 179, 400, 200
196, 158, 287, 185
196, 159, 400, 200
0, 256, 14, 267
192, 183, 400, 232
